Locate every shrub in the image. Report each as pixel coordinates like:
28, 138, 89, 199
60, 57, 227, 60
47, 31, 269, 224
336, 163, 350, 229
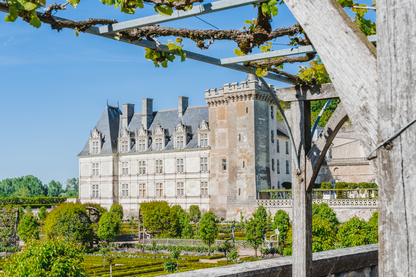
38, 206, 47, 221
198, 211, 219, 255
189, 205, 201, 223
312, 203, 339, 226
312, 215, 337, 252
273, 210, 291, 242
367, 211, 378, 244
281, 182, 292, 189
335, 182, 346, 199
83, 202, 108, 216
0, 197, 67, 206
17, 212, 40, 242
337, 216, 369, 248
43, 203, 93, 248
140, 201, 172, 236
282, 226, 292, 256
321, 182, 332, 189
4, 238, 86, 277
110, 204, 124, 220
97, 211, 122, 244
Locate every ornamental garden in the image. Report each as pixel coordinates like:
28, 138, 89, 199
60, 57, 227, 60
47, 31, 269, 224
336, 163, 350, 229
0, 188, 378, 277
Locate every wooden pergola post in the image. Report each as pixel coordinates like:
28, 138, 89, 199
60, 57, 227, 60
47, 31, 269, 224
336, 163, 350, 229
290, 99, 312, 277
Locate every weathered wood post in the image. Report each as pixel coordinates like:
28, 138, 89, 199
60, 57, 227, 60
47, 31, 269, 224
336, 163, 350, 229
290, 99, 312, 277
377, 1, 416, 275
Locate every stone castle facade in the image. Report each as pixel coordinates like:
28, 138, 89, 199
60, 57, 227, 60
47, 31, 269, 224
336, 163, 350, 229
78, 74, 292, 219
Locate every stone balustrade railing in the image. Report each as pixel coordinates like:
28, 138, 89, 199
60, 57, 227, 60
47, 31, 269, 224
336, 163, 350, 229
257, 198, 378, 208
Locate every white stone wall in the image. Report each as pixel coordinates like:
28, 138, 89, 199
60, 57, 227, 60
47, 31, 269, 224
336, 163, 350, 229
80, 149, 210, 215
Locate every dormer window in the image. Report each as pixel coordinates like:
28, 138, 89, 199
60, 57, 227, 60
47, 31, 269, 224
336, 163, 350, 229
121, 140, 129, 153
200, 133, 208, 147
197, 120, 210, 148
153, 123, 166, 151
138, 139, 146, 151
177, 136, 184, 149
136, 125, 150, 152
89, 128, 102, 155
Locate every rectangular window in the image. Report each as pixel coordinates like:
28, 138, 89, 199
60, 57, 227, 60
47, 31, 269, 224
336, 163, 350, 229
122, 184, 129, 197
177, 182, 184, 197
277, 159, 280, 174
276, 139, 280, 153
222, 159, 227, 171
139, 183, 147, 197
92, 141, 100, 154
177, 135, 184, 149
272, 159, 275, 171
200, 181, 208, 197
271, 130, 274, 143
271, 106, 274, 119
200, 157, 208, 172
155, 138, 163, 150
92, 184, 99, 198
121, 140, 129, 153
122, 162, 129, 176
156, 183, 164, 197
92, 163, 99, 176
139, 161, 146, 175
177, 158, 184, 173
200, 133, 208, 147
155, 160, 163, 174
286, 141, 289, 154
138, 139, 146, 152
286, 160, 290, 174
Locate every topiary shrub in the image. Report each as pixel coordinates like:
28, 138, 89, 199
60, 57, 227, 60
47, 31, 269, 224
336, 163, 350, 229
4, 238, 86, 277
110, 204, 124, 221
189, 205, 201, 223
272, 210, 291, 242
312, 203, 339, 226
43, 203, 93, 248
97, 211, 121, 245
321, 182, 332, 189
281, 182, 292, 189
37, 206, 48, 221
367, 211, 378, 244
17, 212, 40, 242
140, 201, 172, 237
335, 182, 346, 199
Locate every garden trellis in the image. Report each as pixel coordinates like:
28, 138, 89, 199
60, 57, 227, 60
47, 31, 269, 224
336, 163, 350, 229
1, 0, 415, 276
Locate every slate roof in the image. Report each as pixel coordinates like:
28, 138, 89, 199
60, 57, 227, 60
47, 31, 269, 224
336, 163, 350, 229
79, 105, 209, 156
78, 105, 122, 156
275, 120, 290, 138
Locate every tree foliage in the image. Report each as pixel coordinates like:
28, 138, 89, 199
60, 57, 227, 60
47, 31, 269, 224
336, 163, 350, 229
43, 203, 93, 248
272, 210, 291, 242
246, 206, 268, 258
198, 211, 219, 255
110, 204, 124, 221
4, 238, 86, 277
337, 216, 370, 248
17, 212, 40, 242
97, 211, 122, 244
189, 205, 201, 223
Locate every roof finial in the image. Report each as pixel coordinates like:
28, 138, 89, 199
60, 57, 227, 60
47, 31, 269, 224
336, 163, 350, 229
117, 101, 119, 108
106, 99, 108, 107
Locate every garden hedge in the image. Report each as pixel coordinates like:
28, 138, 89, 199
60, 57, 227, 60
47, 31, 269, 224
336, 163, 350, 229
0, 197, 68, 206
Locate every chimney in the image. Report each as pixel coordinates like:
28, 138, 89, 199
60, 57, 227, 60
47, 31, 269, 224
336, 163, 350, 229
142, 98, 153, 129
122, 103, 134, 129
178, 96, 189, 118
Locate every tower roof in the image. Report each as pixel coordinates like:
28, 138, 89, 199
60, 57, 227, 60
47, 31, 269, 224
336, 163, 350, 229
246, 73, 259, 82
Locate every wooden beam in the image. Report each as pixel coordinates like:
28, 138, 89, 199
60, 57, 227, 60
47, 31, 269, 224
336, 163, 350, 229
284, 0, 378, 155
305, 103, 348, 191
376, 0, 416, 276
291, 101, 313, 277
276, 84, 338, 102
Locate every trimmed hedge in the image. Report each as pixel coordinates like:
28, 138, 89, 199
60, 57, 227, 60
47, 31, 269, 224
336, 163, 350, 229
0, 197, 68, 206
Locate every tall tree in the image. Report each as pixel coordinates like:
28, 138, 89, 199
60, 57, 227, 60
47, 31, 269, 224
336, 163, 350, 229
198, 211, 219, 256
47, 180, 62, 197
246, 206, 268, 258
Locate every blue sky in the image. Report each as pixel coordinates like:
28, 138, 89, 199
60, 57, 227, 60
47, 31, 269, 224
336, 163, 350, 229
0, 0, 375, 186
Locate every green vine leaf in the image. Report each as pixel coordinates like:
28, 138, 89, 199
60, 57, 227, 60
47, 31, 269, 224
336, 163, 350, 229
4, 6, 18, 22
155, 5, 173, 17
29, 12, 41, 28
